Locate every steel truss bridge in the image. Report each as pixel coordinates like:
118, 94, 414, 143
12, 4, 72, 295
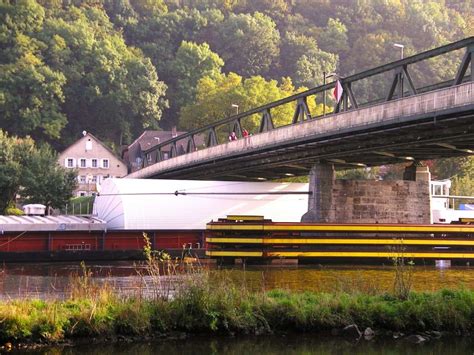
128, 37, 474, 181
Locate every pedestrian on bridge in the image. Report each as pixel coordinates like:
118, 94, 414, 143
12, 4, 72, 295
229, 131, 237, 141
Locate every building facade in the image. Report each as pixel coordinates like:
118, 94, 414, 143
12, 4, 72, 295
58, 132, 127, 196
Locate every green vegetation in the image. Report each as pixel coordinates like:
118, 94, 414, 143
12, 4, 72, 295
4, 203, 23, 216
66, 196, 95, 215
0, 249, 470, 344
1, 0, 471, 147
0, 130, 76, 214
0, 0, 472, 190
1, 275, 474, 344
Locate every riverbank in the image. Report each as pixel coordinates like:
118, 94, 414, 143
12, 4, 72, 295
0, 271, 473, 348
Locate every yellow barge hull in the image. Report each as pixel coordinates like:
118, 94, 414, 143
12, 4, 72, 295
205, 216, 474, 262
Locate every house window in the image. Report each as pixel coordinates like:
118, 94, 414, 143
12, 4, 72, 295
91, 159, 98, 168
91, 175, 97, 183
102, 159, 109, 168
163, 152, 169, 160
79, 158, 87, 168
78, 191, 86, 197
66, 158, 75, 168
79, 175, 86, 183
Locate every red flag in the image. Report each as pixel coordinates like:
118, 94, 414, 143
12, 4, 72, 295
333, 80, 343, 103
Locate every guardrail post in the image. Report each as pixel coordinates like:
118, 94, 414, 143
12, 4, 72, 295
207, 127, 218, 147
231, 119, 242, 137
259, 108, 274, 132
186, 135, 196, 153
170, 142, 178, 158
453, 44, 473, 85
292, 97, 311, 123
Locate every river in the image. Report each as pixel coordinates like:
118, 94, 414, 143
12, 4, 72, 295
1, 261, 473, 299
10, 333, 474, 354
2, 261, 474, 354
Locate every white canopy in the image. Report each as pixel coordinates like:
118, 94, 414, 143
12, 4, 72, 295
94, 179, 309, 230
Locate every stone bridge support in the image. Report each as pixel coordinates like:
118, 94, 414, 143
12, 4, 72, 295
301, 163, 335, 223
301, 162, 431, 224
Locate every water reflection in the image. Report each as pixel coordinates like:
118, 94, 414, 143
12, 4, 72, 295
0, 262, 473, 299
12, 334, 474, 354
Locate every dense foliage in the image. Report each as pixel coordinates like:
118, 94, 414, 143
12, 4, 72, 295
0, 129, 76, 213
1, 0, 471, 144
0, 0, 472, 188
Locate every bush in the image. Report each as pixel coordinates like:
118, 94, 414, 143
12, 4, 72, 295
4, 205, 23, 216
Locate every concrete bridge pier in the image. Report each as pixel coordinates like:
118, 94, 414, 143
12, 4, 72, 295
403, 161, 431, 183
301, 162, 432, 224
301, 163, 335, 223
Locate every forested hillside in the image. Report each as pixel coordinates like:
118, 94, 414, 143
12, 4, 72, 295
0, 0, 473, 189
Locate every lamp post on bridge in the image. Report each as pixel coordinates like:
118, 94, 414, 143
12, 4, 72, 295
393, 43, 405, 97
231, 103, 239, 115
393, 43, 404, 59
323, 72, 338, 116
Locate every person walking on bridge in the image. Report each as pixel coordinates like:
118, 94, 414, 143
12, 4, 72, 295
229, 131, 237, 141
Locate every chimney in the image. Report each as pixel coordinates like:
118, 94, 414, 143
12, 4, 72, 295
171, 126, 177, 138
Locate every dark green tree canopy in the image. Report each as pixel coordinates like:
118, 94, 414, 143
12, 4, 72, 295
211, 12, 280, 77
0, 0, 472, 189
0, 130, 76, 214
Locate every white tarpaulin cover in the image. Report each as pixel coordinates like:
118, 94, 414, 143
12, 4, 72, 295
94, 178, 309, 230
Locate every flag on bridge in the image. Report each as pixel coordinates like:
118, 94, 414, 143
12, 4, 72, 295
333, 80, 343, 103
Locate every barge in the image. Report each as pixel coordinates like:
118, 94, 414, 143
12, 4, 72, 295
205, 215, 474, 265
0, 178, 473, 263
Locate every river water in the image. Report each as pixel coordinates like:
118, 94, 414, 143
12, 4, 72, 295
1, 261, 473, 299
11, 333, 474, 354
2, 262, 474, 354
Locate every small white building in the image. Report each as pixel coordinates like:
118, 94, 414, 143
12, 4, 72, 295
431, 179, 474, 223
58, 132, 128, 197
94, 178, 309, 230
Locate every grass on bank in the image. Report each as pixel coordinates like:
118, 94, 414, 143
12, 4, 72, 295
0, 239, 470, 344
1, 271, 474, 344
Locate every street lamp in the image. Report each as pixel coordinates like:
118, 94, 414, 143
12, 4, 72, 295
393, 43, 404, 59
323, 72, 338, 116
231, 103, 239, 115
393, 43, 405, 97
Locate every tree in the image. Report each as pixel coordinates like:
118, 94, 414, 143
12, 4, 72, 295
211, 12, 280, 76
318, 18, 349, 55
0, 52, 67, 139
20, 144, 77, 212
0, 130, 76, 214
430, 157, 474, 196
179, 73, 320, 132
38, 6, 167, 147
278, 31, 338, 88
132, 0, 167, 17
0, 130, 27, 213
0, 0, 67, 140
235, 0, 291, 23
170, 41, 224, 112
294, 50, 338, 88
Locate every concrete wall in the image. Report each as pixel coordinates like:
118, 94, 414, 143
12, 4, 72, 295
329, 180, 431, 224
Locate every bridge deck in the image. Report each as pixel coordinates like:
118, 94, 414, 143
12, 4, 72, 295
128, 82, 474, 180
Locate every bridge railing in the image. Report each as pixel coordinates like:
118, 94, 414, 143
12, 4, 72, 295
142, 37, 474, 169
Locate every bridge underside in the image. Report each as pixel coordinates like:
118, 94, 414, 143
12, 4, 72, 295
144, 105, 474, 181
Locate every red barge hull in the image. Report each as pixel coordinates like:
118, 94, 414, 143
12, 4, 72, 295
0, 230, 204, 262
